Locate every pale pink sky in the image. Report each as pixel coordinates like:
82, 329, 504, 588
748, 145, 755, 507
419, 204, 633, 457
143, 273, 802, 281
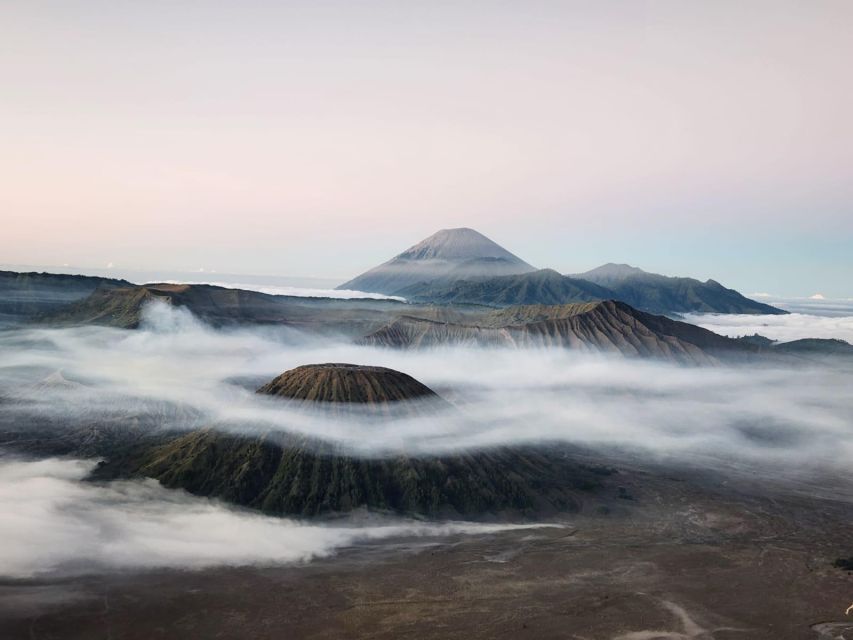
2, 1, 851, 295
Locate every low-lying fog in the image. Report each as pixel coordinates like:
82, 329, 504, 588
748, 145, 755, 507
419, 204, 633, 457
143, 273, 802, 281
684, 296, 853, 342
1, 301, 851, 577
0, 455, 548, 578
2, 301, 852, 469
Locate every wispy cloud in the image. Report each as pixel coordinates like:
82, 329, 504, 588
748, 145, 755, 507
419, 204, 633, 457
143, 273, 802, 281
2, 302, 852, 474
684, 308, 853, 343
0, 456, 548, 578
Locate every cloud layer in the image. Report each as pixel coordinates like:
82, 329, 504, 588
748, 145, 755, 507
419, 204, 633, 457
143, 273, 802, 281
2, 302, 852, 475
0, 455, 547, 578
2, 302, 852, 577
684, 305, 853, 344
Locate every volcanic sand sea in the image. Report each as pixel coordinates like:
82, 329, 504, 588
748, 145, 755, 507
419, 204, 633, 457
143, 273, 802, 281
1, 448, 851, 640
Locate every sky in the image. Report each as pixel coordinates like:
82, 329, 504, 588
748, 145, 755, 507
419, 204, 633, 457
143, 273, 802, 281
1, 1, 851, 297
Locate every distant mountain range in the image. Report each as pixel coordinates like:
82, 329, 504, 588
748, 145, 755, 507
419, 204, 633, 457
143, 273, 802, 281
572, 263, 783, 315
1, 228, 785, 321
339, 229, 786, 315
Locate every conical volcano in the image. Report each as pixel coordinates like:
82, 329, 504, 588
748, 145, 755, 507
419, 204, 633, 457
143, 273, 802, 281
257, 363, 438, 404
337, 228, 536, 295
97, 364, 607, 518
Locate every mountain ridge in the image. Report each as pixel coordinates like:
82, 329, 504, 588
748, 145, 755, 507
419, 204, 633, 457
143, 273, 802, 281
398, 268, 613, 307
573, 263, 785, 315
0, 270, 132, 321
360, 299, 758, 365
399, 266, 785, 315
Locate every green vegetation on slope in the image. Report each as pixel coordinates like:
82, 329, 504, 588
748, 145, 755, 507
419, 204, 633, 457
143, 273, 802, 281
93, 363, 608, 518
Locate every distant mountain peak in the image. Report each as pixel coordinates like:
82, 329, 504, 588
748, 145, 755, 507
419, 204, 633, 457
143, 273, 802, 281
580, 263, 647, 280
397, 227, 531, 263
337, 228, 536, 295
532, 267, 563, 277
574, 263, 786, 315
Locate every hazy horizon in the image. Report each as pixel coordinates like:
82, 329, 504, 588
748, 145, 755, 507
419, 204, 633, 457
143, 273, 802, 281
2, 234, 850, 300
3, 1, 852, 296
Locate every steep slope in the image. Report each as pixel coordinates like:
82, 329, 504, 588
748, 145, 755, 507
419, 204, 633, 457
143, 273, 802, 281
337, 228, 536, 295
0, 270, 131, 322
118, 430, 597, 517
397, 268, 614, 307
96, 364, 607, 517
575, 263, 786, 315
361, 300, 755, 365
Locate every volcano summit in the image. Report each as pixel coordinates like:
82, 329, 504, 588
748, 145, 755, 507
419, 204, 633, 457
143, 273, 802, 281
258, 363, 439, 405
336, 227, 536, 295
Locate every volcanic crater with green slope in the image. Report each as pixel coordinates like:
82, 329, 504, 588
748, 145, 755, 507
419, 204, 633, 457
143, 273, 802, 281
94, 364, 609, 518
